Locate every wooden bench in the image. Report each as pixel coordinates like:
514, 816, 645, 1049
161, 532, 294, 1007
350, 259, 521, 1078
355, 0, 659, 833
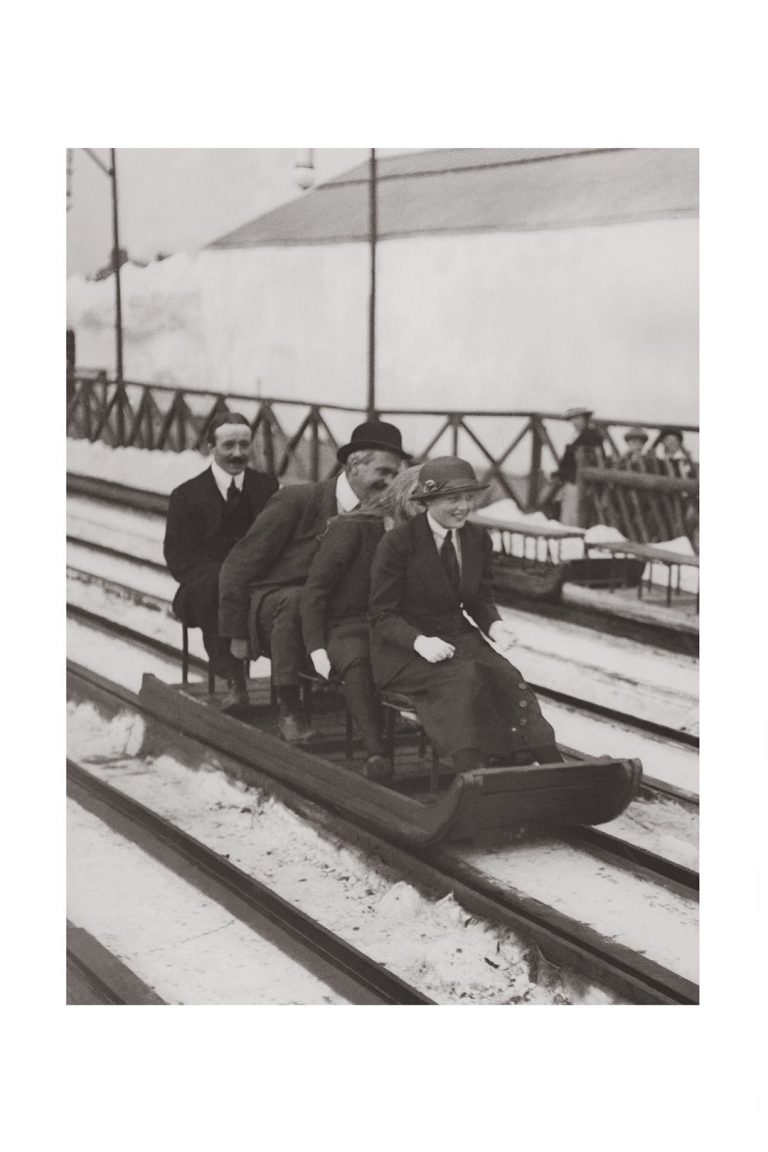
584, 539, 700, 610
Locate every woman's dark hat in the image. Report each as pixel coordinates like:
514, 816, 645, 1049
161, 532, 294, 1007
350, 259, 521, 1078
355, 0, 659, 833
624, 428, 649, 443
659, 426, 684, 442
410, 456, 489, 501
337, 420, 409, 463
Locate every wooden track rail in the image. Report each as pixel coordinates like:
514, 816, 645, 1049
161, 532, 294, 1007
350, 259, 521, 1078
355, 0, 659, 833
68, 660, 698, 1005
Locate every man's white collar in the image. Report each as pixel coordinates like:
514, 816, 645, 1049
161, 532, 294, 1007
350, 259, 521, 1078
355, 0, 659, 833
211, 459, 244, 498
335, 471, 360, 512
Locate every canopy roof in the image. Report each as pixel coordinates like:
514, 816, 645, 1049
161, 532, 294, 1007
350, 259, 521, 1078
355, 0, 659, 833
209, 147, 698, 248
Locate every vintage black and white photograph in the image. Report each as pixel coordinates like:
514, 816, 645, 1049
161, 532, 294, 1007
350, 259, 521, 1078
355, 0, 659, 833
65, 145, 700, 1008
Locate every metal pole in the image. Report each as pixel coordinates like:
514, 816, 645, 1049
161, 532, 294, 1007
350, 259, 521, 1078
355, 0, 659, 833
110, 148, 124, 393
367, 148, 377, 418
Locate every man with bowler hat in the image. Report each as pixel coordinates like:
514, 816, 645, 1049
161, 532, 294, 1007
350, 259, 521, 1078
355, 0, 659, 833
368, 456, 561, 772
164, 411, 278, 712
219, 420, 408, 743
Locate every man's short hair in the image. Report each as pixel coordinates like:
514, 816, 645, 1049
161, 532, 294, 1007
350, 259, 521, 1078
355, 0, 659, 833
207, 411, 252, 446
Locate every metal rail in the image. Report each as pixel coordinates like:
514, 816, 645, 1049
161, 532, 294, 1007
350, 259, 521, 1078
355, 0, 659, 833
67, 922, 166, 1005
68, 660, 698, 1004
68, 757, 433, 1006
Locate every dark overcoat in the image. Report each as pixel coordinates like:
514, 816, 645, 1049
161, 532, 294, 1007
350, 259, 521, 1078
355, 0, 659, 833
555, 426, 604, 483
301, 512, 386, 672
368, 513, 500, 687
218, 477, 338, 646
368, 512, 556, 761
164, 466, 277, 624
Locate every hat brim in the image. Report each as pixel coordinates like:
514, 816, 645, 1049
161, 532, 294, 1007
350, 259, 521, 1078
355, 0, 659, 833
410, 481, 490, 501
337, 439, 411, 464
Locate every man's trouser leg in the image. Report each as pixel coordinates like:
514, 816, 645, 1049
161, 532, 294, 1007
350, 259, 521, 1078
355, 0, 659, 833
342, 659, 384, 757
257, 586, 306, 687
181, 571, 238, 680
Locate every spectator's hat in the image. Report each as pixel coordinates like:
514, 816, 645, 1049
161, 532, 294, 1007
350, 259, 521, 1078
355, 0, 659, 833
624, 427, 649, 444
337, 420, 410, 463
410, 456, 489, 501
564, 405, 593, 420
659, 426, 684, 442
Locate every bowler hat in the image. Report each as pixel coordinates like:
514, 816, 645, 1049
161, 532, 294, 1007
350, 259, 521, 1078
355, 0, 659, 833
337, 420, 409, 464
564, 406, 594, 420
410, 456, 489, 501
624, 428, 649, 443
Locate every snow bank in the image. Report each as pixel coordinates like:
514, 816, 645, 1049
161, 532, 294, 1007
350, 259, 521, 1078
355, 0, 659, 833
68, 437, 207, 493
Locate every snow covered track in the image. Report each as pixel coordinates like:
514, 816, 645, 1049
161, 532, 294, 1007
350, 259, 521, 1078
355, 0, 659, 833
68, 757, 432, 1006
68, 661, 698, 1004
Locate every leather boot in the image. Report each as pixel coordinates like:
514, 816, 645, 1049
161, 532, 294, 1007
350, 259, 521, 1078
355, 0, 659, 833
221, 667, 249, 714
362, 754, 393, 784
277, 704, 316, 744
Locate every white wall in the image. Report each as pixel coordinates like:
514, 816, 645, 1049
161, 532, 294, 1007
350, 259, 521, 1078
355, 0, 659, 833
67, 216, 698, 425
376, 220, 698, 423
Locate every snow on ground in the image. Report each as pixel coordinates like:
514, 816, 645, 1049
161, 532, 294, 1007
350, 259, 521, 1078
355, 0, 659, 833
541, 698, 699, 797
443, 836, 698, 983
496, 604, 697, 731
608, 794, 698, 870
69, 800, 353, 1005
68, 540, 176, 600
67, 703, 619, 1005
68, 438, 209, 494
67, 616, 193, 689
67, 577, 272, 686
68, 494, 166, 543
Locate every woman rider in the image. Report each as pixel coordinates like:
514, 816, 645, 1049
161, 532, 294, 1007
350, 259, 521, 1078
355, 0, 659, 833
368, 457, 561, 772
300, 466, 421, 782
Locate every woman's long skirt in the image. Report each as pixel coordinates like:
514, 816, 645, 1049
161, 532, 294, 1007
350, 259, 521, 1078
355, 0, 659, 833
383, 630, 557, 764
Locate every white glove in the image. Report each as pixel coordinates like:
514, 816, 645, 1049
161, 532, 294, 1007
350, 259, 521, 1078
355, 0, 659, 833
489, 620, 516, 651
230, 638, 249, 660
310, 648, 332, 680
414, 635, 455, 663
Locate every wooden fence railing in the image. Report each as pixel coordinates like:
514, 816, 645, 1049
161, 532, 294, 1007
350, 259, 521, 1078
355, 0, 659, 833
578, 452, 699, 550
66, 372, 699, 527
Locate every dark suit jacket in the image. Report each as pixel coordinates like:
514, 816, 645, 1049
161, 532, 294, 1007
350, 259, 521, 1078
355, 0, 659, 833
368, 512, 501, 686
164, 466, 278, 619
219, 477, 338, 640
301, 513, 386, 654
555, 426, 604, 483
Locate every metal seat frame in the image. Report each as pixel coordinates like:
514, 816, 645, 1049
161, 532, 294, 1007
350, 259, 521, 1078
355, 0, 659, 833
379, 694, 441, 793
